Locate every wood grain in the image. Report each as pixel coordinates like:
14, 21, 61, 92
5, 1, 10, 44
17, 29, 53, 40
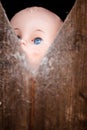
0, 0, 87, 129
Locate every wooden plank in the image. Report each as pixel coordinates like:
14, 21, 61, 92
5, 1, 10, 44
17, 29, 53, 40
0, 3, 32, 130
0, 0, 87, 129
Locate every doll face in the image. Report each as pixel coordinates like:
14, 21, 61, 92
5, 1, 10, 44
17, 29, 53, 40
11, 7, 63, 69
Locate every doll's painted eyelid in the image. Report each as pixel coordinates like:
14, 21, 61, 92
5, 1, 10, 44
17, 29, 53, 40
33, 37, 43, 45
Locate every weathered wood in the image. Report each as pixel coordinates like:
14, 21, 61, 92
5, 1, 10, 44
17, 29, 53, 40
0, 0, 87, 130
0, 3, 32, 130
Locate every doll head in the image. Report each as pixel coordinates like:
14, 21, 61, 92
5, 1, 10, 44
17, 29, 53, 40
11, 6, 63, 69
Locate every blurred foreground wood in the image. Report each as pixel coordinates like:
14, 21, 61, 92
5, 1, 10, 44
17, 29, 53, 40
0, 0, 87, 130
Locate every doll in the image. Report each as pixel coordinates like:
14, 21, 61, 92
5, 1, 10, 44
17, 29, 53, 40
11, 6, 63, 69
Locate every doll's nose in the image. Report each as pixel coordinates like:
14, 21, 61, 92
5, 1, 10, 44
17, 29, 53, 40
20, 39, 28, 45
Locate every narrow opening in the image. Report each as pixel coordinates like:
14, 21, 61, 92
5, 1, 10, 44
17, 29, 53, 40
0, 0, 76, 70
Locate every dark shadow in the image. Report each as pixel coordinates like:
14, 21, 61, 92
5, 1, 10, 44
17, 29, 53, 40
1, 0, 76, 21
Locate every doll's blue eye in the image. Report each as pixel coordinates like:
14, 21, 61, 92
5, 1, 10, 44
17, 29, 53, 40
34, 37, 42, 45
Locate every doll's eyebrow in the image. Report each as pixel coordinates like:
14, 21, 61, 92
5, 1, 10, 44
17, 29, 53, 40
35, 29, 44, 33
14, 28, 20, 30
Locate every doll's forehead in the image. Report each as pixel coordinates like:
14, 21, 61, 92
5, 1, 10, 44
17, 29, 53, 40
14, 6, 58, 20
23, 7, 54, 15
11, 6, 63, 32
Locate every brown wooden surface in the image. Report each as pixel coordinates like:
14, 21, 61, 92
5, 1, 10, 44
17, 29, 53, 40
0, 0, 87, 130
